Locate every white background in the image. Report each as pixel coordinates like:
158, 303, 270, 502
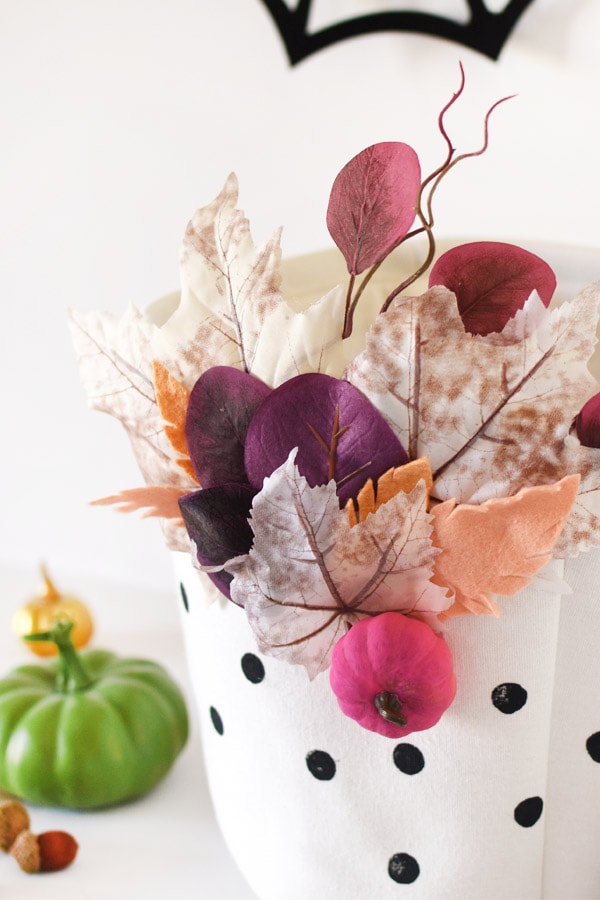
2, 0, 600, 594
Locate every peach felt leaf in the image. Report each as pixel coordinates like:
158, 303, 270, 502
228, 451, 451, 678
344, 283, 600, 508
346, 458, 433, 526
431, 474, 580, 618
152, 361, 198, 483
91, 486, 188, 522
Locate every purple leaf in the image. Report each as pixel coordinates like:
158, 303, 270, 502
326, 142, 421, 275
179, 483, 256, 599
575, 393, 600, 448
185, 366, 272, 488
244, 373, 408, 506
428, 241, 556, 335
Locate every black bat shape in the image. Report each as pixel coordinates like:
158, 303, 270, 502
258, 0, 536, 65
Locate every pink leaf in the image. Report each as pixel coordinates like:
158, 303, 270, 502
428, 241, 556, 335
326, 143, 421, 275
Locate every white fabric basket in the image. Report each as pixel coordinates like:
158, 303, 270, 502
173, 549, 600, 900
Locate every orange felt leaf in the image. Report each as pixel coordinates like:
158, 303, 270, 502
91, 486, 188, 524
431, 474, 580, 619
152, 360, 198, 483
347, 458, 433, 527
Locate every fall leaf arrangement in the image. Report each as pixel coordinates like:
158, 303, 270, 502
70, 68, 600, 739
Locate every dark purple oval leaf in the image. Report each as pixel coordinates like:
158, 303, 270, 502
326, 142, 421, 275
179, 483, 256, 600
575, 393, 600, 448
428, 241, 556, 336
244, 372, 408, 506
185, 366, 272, 488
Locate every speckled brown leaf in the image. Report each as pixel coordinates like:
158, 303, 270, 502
228, 451, 450, 678
344, 284, 600, 521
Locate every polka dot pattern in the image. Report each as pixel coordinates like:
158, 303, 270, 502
393, 743, 425, 775
241, 652, 265, 684
514, 796, 543, 828
179, 581, 189, 613
388, 853, 420, 884
210, 706, 224, 735
491, 682, 527, 714
586, 731, 600, 763
306, 750, 336, 781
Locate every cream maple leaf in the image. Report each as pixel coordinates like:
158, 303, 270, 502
227, 451, 451, 678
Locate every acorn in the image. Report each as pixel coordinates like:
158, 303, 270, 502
0, 801, 30, 852
10, 829, 78, 873
12, 565, 94, 657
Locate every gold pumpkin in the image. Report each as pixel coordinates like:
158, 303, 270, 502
12, 565, 94, 657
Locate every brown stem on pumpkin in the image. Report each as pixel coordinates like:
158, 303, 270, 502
375, 691, 408, 726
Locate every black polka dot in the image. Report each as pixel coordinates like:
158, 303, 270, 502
209, 706, 224, 735
306, 750, 336, 780
388, 853, 420, 884
241, 652, 265, 684
491, 682, 527, 714
514, 796, 543, 827
179, 581, 189, 613
393, 743, 425, 775
586, 732, 600, 762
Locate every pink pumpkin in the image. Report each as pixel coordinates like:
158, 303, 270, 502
329, 612, 456, 738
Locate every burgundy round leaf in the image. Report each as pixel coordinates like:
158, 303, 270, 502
326, 142, 421, 275
244, 372, 408, 506
575, 392, 600, 448
428, 241, 556, 335
185, 366, 272, 488
179, 483, 256, 600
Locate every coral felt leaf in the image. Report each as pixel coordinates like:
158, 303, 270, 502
185, 366, 271, 487
152, 360, 197, 483
244, 372, 408, 506
344, 283, 600, 511
326, 142, 421, 274
91, 487, 188, 521
431, 474, 580, 618
428, 241, 556, 335
347, 458, 433, 526
228, 452, 450, 678
153, 174, 283, 382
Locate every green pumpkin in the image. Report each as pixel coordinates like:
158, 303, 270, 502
0, 620, 188, 809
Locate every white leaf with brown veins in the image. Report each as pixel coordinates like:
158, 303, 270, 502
228, 451, 450, 678
344, 284, 600, 507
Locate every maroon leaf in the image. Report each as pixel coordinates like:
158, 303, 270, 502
185, 366, 272, 488
326, 142, 421, 275
179, 483, 256, 599
428, 241, 556, 335
575, 392, 600, 448
244, 373, 408, 506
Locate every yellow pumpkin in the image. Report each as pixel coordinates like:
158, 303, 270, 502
12, 566, 94, 657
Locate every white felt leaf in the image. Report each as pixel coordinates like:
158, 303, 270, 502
68, 305, 194, 552
228, 451, 450, 678
344, 284, 600, 512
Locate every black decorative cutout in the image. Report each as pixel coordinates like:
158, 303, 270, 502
491, 682, 528, 714
258, 0, 536, 65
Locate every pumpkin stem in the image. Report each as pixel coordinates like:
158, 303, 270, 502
374, 691, 408, 727
40, 562, 60, 603
24, 619, 93, 692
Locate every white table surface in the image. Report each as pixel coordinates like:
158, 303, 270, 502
0, 564, 258, 899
